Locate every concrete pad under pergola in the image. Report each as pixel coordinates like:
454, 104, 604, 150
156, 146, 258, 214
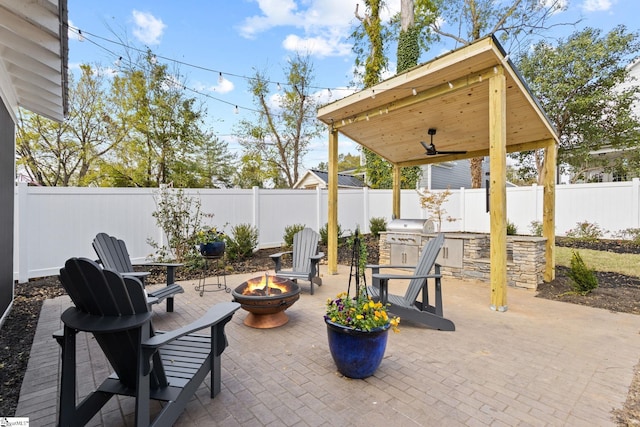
317, 36, 559, 311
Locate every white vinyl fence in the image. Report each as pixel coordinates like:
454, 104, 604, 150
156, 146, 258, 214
13, 179, 640, 282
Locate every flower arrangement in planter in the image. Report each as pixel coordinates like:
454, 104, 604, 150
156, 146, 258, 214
325, 288, 400, 333
197, 226, 226, 257
324, 229, 399, 379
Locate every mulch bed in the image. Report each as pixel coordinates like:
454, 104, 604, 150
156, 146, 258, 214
1, 236, 639, 424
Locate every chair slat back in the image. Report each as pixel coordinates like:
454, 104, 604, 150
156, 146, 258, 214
403, 233, 445, 303
59, 257, 166, 389
93, 232, 136, 273
292, 228, 319, 273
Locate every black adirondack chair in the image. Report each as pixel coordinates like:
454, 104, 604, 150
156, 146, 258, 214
270, 227, 324, 295
93, 232, 184, 312
367, 233, 455, 331
55, 257, 240, 426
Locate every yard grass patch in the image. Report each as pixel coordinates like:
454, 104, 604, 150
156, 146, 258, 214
555, 246, 640, 278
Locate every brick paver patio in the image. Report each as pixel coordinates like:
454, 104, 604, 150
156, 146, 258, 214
15, 265, 640, 426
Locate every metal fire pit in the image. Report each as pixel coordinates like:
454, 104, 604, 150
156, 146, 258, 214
232, 275, 300, 328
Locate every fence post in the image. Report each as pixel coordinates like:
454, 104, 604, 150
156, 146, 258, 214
532, 183, 539, 223
633, 178, 639, 228
316, 186, 322, 231
253, 186, 261, 246
363, 187, 370, 233
459, 187, 465, 232
16, 182, 28, 283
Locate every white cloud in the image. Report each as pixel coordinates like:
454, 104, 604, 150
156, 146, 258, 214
238, 0, 400, 58
211, 78, 235, 94
282, 34, 351, 57
131, 10, 166, 45
582, 0, 613, 12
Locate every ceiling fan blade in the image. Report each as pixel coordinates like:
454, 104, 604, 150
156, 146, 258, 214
436, 150, 467, 155
420, 140, 437, 155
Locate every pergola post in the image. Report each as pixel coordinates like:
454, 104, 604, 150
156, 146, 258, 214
328, 127, 339, 275
489, 67, 508, 312
392, 164, 401, 219
542, 139, 556, 281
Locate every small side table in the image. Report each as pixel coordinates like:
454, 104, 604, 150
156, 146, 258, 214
195, 255, 230, 297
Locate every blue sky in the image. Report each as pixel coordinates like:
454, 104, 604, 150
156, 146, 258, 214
67, 0, 640, 169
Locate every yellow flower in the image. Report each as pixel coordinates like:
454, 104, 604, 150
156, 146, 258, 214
356, 314, 363, 320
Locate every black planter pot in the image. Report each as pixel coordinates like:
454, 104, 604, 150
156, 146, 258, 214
199, 241, 225, 257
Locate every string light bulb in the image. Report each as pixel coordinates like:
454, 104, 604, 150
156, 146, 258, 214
371, 89, 375, 99
412, 88, 417, 96
77, 29, 84, 42
114, 57, 122, 67
234, 105, 239, 114
218, 72, 224, 84
150, 55, 157, 65
277, 82, 282, 91
448, 81, 453, 89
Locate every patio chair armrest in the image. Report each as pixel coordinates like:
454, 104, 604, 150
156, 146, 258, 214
270, 251, 293, 271
270, 251, 292, 260
142, 302, 240, 349
121, 271, 150, 279
372, 273, 441, 281
310, 252, 324, 261
367, 264, 417, 270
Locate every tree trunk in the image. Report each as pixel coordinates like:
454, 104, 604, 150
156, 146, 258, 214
470, 157, 483, 188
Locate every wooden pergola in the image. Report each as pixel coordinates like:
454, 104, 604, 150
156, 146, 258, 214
316, 36, 558, 311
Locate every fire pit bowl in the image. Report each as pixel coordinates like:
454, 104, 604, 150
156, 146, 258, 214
232, 275, 300, 328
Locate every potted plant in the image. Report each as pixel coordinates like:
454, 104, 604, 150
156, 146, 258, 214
324, 229, 399, 379
197, 226, 226, 257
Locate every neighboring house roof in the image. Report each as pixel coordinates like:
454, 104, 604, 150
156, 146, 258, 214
293, 169, 366, 189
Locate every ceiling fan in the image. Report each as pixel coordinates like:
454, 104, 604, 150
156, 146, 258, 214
420, 128, 467, 156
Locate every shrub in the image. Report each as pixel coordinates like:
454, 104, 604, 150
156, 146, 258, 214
613, 228, 640, 244
506, 220, 518, 235
283, 224, 306, 248
529, 220, 543, 237
319, 222, 343, 246
565, 221, 606, 242
148, 186, 212, 262
369, 217, 387, 237
225, 223, 259, 261
567, 250, 598, 295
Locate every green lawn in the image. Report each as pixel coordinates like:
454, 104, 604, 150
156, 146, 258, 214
555, 246, 640, 278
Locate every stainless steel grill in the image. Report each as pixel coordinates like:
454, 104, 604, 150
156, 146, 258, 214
387, 218, 434, 234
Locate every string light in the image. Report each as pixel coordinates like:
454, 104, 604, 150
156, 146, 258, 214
277, 82, 282, 91
448, 81, 453, 89
78, 29, 84, 42
114, 57, 122, 67
218, 72, 223, 84
365, 113, 369, 121
150, 55, 157, 65
234, 105, 239, 114
412, 88, 417, 96
371, 89, 375, 99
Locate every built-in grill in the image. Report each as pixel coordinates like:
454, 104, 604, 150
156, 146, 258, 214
385, 219, 434, 265
386, 218, 434, 234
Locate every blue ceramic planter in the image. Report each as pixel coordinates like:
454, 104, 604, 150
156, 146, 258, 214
200, 241, 225, 257
325, 318, 390, 379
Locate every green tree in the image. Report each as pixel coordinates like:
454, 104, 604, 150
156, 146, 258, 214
514, 26, 640, 182
16, 65, 115, 186
105, 51, 214, 187
236, 54, 322, 188
353, 0, 424, 189
316, 153, 361, 172
428, 0, 569, 188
